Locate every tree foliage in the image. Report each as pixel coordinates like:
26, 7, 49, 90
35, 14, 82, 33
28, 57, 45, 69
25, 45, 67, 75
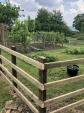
33, 32, 67, 48
0, 3, 19, 27
8, 8, 70, 52
35, 8, 50, 31
73, 13, 84, 32
10, 20, 32, 52
49, 10, 63, 32
35, 8, 70, 35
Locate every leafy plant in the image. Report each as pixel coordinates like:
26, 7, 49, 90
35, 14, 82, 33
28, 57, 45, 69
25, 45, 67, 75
0, 3, 19, 28
35, 8, 71, 35
32, 32, 67, 48
29, 52, 58, 62
65, 48, 84, 55
9, 20, 32, 52
73, 13, 84, 32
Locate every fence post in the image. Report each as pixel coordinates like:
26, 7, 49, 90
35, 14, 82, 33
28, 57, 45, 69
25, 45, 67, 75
0, 48, 2, 75
39, 56, 47, 113
11, 46, 17, 89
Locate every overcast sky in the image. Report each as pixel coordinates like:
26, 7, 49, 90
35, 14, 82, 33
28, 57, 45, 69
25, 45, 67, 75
1, 0, 84, 26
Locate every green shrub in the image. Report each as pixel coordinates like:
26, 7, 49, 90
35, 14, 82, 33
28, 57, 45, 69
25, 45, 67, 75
65, 48, 84, 55
45, 56, 57, 62
72, 33, 84, 40
29, 52, 58, 62
32, 32, 67, 47
73, 49, 79, 54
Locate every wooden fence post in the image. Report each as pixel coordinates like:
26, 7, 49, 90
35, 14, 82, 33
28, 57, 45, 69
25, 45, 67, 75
39, 57, 47, 113
0, 48, 2, 75
11, 46, 17, 88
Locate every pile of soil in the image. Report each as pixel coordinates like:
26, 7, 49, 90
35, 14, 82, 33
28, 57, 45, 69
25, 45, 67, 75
0, 99, 33, 113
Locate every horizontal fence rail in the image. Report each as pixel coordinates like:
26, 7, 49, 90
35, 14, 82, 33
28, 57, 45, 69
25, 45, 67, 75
0, 64, 44, 108
44, 74, 84, 89
44, 88, 84, 107
0, 71, 39, 113
0, 55, 44, 90
50, 99, 84, 113
0, 45, 44, 70
45, 58, 84, 69
0, 44, 84, 113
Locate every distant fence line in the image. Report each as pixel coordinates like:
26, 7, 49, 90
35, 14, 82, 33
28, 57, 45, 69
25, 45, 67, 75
0, 44, 84, 113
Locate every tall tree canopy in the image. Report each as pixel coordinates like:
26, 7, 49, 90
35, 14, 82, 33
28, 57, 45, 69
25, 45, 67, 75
49, 10, 63, 32
73, 14, 84, 32
35, 8, 70, 35
0, 3, 19, 27
35, 8, 50, 31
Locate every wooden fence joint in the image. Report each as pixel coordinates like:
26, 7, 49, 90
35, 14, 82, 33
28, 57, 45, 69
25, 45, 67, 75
39, 56, 47, 113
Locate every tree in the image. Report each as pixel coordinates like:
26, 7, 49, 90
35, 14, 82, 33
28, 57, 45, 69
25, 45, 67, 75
0, 3, 19, 28
49, 10, 63, 32
61, 22, 71, 36
73, 14, 84, 32
35, 8, 50, 31
35, 8, 70, 35
10, 20, 32, 52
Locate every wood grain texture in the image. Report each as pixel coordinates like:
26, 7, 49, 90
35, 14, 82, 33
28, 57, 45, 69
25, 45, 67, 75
45, 74, 84, 89
0, 45, 44, 70
38, 57, 47, 113
50, 99, 84, 113
0, 65, 44, 108
0, 55, 44, 90
0, 71, 39, 113
44, 88, 84, 107
45, 58, 84, 69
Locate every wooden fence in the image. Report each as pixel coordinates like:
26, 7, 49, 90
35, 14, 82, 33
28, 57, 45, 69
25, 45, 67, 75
0, 44, 84, 113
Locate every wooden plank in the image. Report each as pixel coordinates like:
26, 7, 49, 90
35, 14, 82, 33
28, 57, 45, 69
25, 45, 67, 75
0, 55, 44, 90
45, 58, 84, 69
12, 85, 39, 113
0, 71, 39, 113
0, 64, 44, 108
0, 71, 12, 85
50, 99, 84, 113
38, 57, 47, 113
45, 74, 84, 89
0, 44, 44, 70
44, 88, 84, 107
11, 46, 17, 89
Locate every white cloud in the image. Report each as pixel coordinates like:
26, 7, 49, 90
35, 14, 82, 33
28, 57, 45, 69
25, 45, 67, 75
35, 0, 63, 7
10, 0, 19, 6
63, 8, 78, 25
10, 0, 41, 19
71, 0, 84, 13
63, 0, 84, 25
65, 8, 77, 15
9, 0, 84, 26
10, 0, 64, 19
57, 4, 64, 13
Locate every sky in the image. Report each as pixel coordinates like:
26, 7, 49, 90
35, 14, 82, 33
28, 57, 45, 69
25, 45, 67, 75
1, 0, 84, 26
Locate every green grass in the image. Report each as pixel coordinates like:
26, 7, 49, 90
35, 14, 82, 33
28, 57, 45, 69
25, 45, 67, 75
1, 44, 84, 110
0, 78, 12, 111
